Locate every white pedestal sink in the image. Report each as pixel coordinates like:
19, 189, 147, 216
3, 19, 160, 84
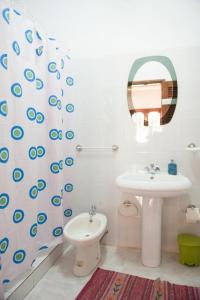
116, 171, 192, 267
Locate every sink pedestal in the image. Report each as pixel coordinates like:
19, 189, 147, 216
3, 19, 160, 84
142, 197, 163, 267
116, 170, 192, 267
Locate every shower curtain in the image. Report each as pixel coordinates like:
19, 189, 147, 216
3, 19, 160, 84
0, 1, 75, 297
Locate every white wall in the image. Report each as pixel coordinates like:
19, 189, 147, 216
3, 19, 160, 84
14, 0, 200, 252
13, 0, 200, 58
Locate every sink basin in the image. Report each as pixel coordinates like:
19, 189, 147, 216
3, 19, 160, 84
116, 170, 192, 267
116, 171, 192, 197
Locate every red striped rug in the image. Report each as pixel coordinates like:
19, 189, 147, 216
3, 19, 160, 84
75, 268, 200, 300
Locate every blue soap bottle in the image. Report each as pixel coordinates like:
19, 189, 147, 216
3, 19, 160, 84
168, 159, 177, 175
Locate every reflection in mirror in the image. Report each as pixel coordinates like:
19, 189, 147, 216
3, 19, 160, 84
127, 56, 178, 131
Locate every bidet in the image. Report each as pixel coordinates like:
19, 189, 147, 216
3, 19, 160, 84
63, 212, 107, 276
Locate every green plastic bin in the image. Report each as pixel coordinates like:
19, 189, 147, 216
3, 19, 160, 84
177, 234, 200, 266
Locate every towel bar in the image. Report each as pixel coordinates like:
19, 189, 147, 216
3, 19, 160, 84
75, 144, 119, 152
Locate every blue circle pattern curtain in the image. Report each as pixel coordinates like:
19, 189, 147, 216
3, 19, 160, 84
0, 1, 75, 295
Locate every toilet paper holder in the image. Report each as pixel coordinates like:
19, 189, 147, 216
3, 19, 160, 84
123, 200, 133, 207
185, 204, 200, 223
184, 204, 197, 213
122, 200, 139, 216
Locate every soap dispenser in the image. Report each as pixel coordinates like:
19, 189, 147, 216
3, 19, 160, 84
168, 159, 177, 175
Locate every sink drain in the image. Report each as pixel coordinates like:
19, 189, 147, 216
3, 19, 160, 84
85, 234, 90, 237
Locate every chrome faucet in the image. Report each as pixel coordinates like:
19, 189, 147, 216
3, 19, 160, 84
145, 163, 160, 175
89, 205, 96, 222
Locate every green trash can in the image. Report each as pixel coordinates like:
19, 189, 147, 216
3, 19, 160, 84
177, 233, 200, 266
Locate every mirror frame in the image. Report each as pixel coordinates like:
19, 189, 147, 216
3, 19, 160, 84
128, 55, 178, 125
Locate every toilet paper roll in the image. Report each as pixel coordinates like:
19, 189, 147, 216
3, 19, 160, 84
186, 207, 200, 223
118, 202, 138, 217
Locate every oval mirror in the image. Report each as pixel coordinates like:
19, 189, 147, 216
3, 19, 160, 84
127, 56, 178, 126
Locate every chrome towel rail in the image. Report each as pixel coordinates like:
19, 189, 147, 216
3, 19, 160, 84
76, 144, 119, 152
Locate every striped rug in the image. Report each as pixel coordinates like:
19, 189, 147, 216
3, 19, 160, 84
75, 268, 200, 300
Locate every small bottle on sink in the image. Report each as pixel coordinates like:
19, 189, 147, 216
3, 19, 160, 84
168, 159, 177, 175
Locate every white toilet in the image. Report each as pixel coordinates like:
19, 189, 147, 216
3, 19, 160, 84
63, 212, 107, 276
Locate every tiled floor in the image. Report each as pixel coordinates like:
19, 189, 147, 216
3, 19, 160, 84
24, 245, 200, 300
